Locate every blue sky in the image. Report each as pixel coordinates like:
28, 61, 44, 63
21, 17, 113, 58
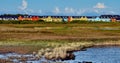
0, 0, 120, 16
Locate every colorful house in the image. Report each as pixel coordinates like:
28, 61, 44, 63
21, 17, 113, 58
80, 16, 88, 21
111, 18, 116, 22
18, 16, 39, 21
40, 16, 47, 21
52, 16, 57, 22
52, 16, 62, 22
62, 16, 68, 22
18, 16, 23, 21
72, 16, 80, 21
57, 16, 63, 22
94, 16, 101, 21
46, 16, 52, 22
99, 15, 111, 22
100, 17, 111, 22
87, 16, 96, 21
32, 16, 39, 21
68, 16, 73, 22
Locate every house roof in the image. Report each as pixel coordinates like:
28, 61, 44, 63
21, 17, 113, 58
0, 15, 120, 19
0, 15, 18, 18
116, 18, 120, 20
100, 15, 120, 18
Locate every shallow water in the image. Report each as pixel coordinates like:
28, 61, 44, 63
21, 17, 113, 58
73, 46, 120, 63
0, 46, 120, 63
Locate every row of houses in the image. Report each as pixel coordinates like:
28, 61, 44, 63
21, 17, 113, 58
40, 15, 120, 22
0, 15, 18, 21
0, 15, 120, 22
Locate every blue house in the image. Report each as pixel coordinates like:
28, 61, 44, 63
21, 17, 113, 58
94, 16, 101, 21
62, 16, 68, 22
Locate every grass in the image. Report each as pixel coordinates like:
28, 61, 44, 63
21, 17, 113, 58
1, 21, 120, 60
0, 39, 120, 60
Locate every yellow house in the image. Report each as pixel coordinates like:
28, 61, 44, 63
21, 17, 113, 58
57, 17, 63, 22
52, 17, 62, 22
46, 16, 52, 22
41, 16, 46, 21
80, 16, 88, 21
52, 17, 58, 22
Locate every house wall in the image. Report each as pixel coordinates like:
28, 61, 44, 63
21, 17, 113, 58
100, 18, 111, 22
94, 17, 101, 21
72, 18, 79, 21
62, 18, 68, 22
80, 16, 88, 21
68, 16, 73, 22
18, 16, 23, 21
45, 16, 52, 22
111, 18, 116, 22
88, 18, 95, 21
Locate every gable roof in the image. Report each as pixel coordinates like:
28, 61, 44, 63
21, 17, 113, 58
100, 15, 120, 18
116, 18, 120, 20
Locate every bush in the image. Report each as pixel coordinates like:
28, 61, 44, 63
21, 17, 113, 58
70, 20, 114, 24
0, 20, 46, 24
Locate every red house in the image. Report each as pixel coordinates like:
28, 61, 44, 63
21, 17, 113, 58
32, 16, 39, 21
68, 16, 72, 22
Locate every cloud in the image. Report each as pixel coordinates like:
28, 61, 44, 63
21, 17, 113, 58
76, 9, 86, 15
64, 7, 75, 14
19, 0, 28, 10
18, 0, 43, 15
53, 7, 60, 14
94, 3, 106, 9
52, 7, 76, 15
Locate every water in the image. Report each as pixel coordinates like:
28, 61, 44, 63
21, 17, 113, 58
73, 46, 120, 63
0, 46, 120, 63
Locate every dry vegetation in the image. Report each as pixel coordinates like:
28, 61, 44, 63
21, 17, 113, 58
0, 22, 120, 60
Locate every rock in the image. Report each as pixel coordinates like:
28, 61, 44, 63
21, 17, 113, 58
64, 53, 75, 60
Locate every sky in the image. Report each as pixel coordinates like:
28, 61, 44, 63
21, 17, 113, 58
0, 0, 120, 16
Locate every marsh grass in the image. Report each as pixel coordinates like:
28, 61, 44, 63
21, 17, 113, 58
1, 22, 120, 60
0, 39, 120, 59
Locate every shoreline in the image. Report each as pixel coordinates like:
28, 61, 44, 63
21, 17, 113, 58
0, 40, 120, 62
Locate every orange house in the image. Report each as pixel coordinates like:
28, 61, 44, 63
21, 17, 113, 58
111, 18, 116, 22
18, 16, 23, 21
